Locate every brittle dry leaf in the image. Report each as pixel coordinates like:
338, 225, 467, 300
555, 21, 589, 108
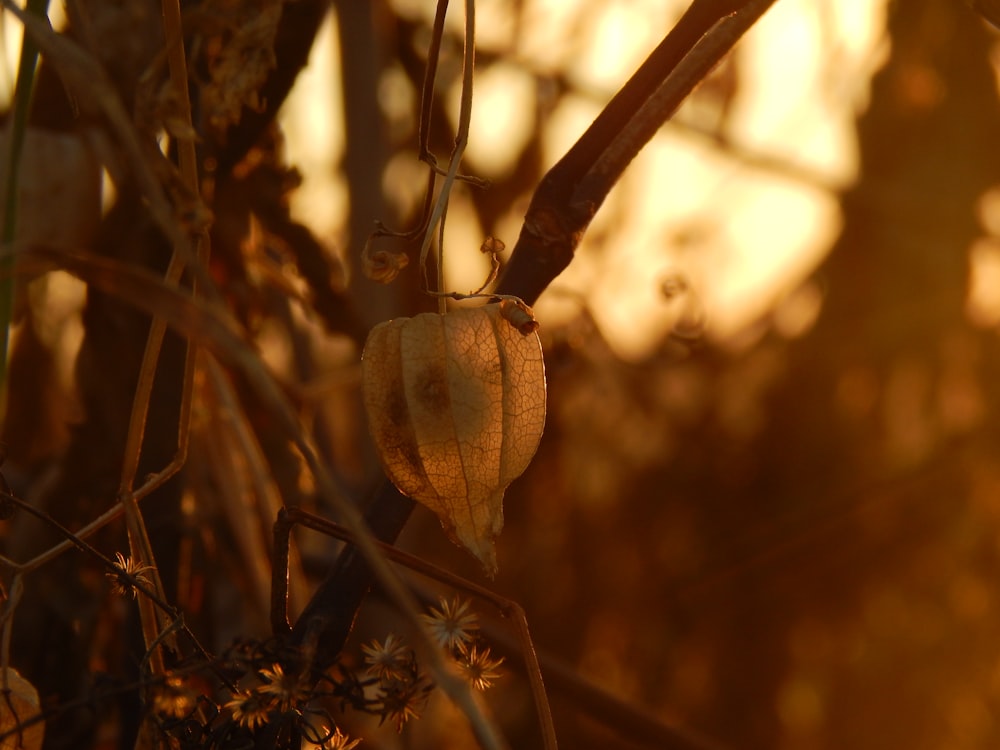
197, 0, 283, 138
362, 248, 410, 284
362, 304, 546, 575
0, 668, 43, 750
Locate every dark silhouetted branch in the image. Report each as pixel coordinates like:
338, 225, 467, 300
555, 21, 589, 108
498, 0, 778, 305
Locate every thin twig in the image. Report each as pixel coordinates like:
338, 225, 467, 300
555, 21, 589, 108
0, 492, 223, 681
0, 460, 174, 574
418, 0, 475, 300
112, 0, 208, 670
418, 0, 449, 166
204, 356, 307, 618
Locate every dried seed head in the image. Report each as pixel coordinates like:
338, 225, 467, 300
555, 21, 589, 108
499, 297, 539, 334
225, 690, 270, 731
363, 248, 410, 284
107, 552, 155, 599
480, 236, 505, 255
420, 596, 479, 651
362, 634, 412, 683
456, 643, 504, 691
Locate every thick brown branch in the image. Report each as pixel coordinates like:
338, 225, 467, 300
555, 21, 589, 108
498, 0, 777, 305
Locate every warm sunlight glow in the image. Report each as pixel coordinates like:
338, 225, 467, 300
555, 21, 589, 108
460, 62, 536, 176
0, 0, 67, 107
523, 0, 888, 357
278, 11, 346, 245
967, 238, 1000, 327
272, 0, 892, 359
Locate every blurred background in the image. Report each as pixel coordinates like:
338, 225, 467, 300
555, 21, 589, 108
5, 0, 1000, 748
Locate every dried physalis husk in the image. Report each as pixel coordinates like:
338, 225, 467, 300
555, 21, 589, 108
498, 297, 539, 334
480, 236, 505, 256
361, 303, 546, 575
362, 248, 410, 284
0, 668, 44, 750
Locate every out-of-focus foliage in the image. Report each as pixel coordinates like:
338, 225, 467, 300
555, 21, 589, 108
3, 0, 1000, 748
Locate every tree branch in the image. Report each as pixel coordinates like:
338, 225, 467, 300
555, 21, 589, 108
497, 0, 777, 305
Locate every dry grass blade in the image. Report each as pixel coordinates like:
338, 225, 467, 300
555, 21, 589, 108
200, 357, 308, 619
109, 0, 206, 674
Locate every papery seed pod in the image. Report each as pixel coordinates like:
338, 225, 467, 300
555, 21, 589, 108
361, 304, 546, 575
0, 668, 44, 750
498, 297, 539, 335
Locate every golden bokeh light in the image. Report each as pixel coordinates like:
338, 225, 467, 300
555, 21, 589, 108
275, 0, 894, 358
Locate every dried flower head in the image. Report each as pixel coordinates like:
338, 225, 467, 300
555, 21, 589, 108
257, 663, 308, 714
361, 633, 412, 683
362, 247, 410, 283
420, 596, 479, 651
479, 236, 506, 256
378, 677, 427, 732
498, 296, 539, 334
308, 725, 361, 750
198, 0, 282, 136
456, 643, 504, 691
107, 552, 155, 599
151, 674, 199, 719
225, 690, 270, 731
